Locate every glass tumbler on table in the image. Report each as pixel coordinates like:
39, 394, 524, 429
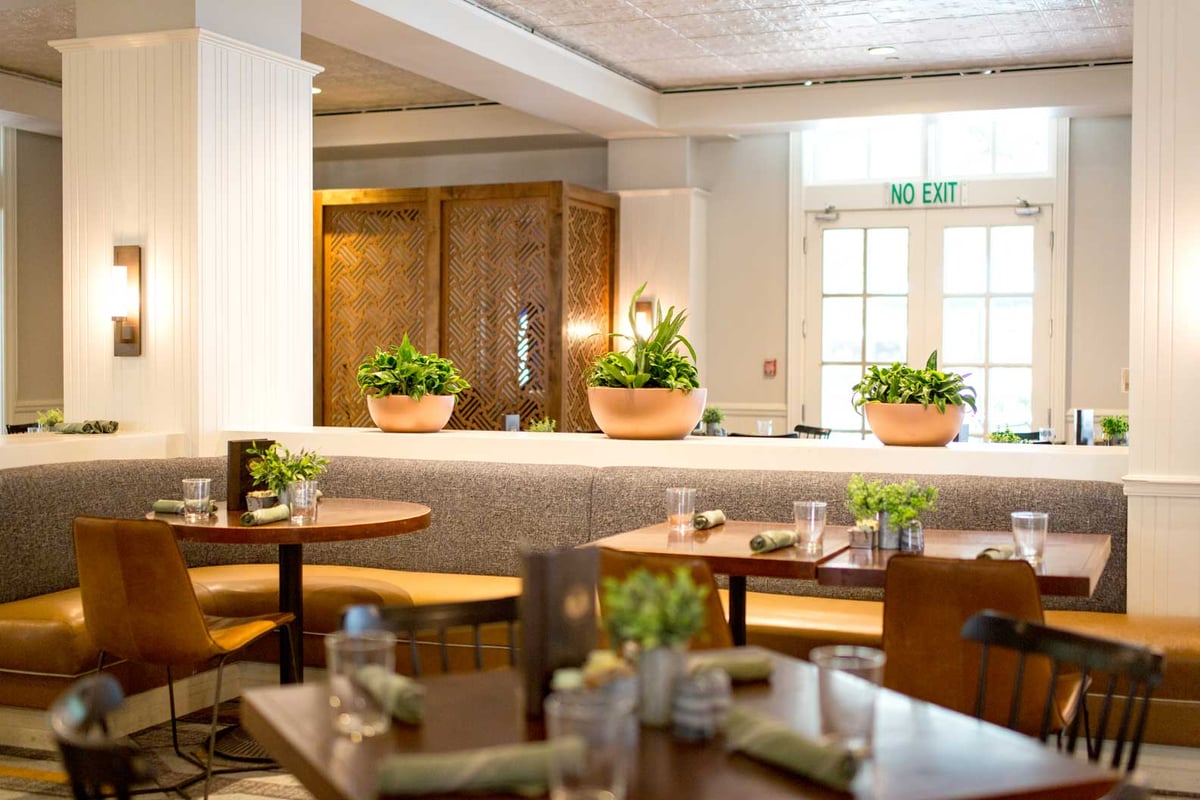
665, 488, 697, 537
289, 480, 319, 525
1011, 511, 1049, 565
810, 645, 886, 758
794, 500, 827, 553
325, 630, 396, 741
545, 690, 635, 800
181, 478, 211, 523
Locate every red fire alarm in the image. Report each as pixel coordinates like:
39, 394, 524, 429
763, 359, 777, 378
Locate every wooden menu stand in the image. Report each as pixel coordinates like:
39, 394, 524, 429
226, 438, 275, 512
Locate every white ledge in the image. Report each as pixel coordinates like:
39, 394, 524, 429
0, 431, 187, 470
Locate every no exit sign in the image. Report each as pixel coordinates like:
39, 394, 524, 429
886, 181, 965, 206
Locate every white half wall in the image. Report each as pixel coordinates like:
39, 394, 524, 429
314, 145, 608, 190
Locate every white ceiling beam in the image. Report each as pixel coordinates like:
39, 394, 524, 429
301, 0, 662, 138
659, 64, 1133, 135
314, 105, 580, 149
0, 72, 61, 136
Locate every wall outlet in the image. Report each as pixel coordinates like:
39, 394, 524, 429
1121, 367, 1130, 394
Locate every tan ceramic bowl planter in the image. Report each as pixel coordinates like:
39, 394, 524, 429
366, 394, 456, 433
864, 402, 965, 447
587, 387, 707, 440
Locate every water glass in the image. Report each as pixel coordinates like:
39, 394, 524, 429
181, 478, 211, 523
289, 479, 319, 525
325, 631, 396, 740
1012, 511, 1049, 565
665, 488, 697, 536
811, 645, 886, 758
794, 500, 827, 553
545, 690, 635, 800
756, 419, 774, 436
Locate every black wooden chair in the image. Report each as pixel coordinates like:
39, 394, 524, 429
342, 596, 520, 677
794, 424, 832, 439
961, 610, 1164, 771
5, 422, 37, 434
49, 674, 153, 800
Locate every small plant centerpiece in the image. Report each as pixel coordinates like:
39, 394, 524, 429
36, 408, 63, 432
700, 405, 726, 436
356, 334, 470, 433
851, 350, 977, 447
846, 474, 938, 551
988, 428, 1023, 443
1099, 415, 1129, 446
527, 417, 557, 433
602, 566, 709, 725
585, 283, 706, 440
247, 443, 329, 507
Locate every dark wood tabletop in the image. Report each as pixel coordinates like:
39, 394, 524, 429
242, 649, 1118, 800
816, 529, 1112, 597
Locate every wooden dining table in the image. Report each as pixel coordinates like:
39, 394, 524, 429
242, 648, 1119, 800
588, 522, 1112, 645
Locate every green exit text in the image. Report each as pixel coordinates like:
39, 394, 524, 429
888, 181, 962, 205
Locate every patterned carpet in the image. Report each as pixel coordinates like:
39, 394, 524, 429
0, 706, 313, 800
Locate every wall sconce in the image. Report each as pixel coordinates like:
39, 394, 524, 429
110, 245, 142, 356
633, 298, 654, 339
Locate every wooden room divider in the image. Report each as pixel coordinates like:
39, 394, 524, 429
314, 182, 618, 432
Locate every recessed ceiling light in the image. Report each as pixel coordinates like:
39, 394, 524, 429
867, 46, 897, 56
803, 80, 814, 86
312, 86, 322, 95
983, 69, 994, 75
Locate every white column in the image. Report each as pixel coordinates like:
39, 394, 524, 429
54, 6, 319, 454
1126, 0, 1200, 614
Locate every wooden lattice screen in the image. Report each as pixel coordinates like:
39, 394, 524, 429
314, 183, 617, 431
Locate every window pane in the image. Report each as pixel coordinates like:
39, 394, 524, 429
823, 229, 864, 294
865, 297, 907, 362
990, 226, 1034, 293
869, 121, 922, 179
865, 228, 908, 294
988, 367, 1033, 431
814, 127, 869, 183
939, 116, 993, 176
942, 297, 985, 363
822, 365, 867, 430
989, 297, 1033, 363
995, 115, 1048, 174
943, 227, 987, 294
822, 297, 863, 361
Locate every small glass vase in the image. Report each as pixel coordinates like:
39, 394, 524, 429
899, 519, 924, 553
877, 512, 900, 549
638, 646, 686, 727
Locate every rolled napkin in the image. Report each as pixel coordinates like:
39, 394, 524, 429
724, 705, 859, 792
240, 505, 290, 526
749, 529, 797, 553
152, 499, 217, 515
688, 651, 773, 683
376, 736, 585, 796
694, 509, 726, 530
977, 545, 1015, 560
58, 420, 119, 434
354, 664, 425, 724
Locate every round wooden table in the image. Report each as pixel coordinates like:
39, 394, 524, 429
151, 498, 431, 683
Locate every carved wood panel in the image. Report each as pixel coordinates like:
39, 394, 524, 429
564, 202, 613, 432
442, 198, 551, 431
323, 203, 430, 427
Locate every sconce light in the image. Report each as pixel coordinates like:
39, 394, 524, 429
633, 298, 654, 339
110, 245, 142, 356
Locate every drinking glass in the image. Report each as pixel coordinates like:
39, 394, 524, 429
665, 488, 697, 537
1011, 511, 1049, 565
325, 631, 396, 740
545, 690, 635, 800
810, 645, 886, 757
756, 419, 774, 436
794, 500, 827, 553
289, 479, 319, 525
181, 478, 211, 523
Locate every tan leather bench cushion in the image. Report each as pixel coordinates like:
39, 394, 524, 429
0, 589, 97, 676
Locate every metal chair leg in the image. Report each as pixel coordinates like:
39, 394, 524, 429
202, 655, 232, 800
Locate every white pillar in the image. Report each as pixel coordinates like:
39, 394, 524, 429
54, 1, 319, 454
1126, 0, 1200, 614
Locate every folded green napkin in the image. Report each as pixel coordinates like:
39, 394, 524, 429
977, 545, 1015, 560
749, 529, 797, 553
58, 420, 119, 434
240, 505, 290, 526
354, 665, 424, 724
724, 705, 858, 792
376, 736, 585, 796
694, 509, 726, 530
688, 651, 773, 683
152, 499, 217, 514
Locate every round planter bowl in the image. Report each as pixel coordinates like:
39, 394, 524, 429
864, 402, 965, 447
366, 394, 456, 433
587, 386, 707, 440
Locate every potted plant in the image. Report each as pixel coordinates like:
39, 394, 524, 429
700, 406, 726, 436
527, 417, 557, 432
36, 408, 63, 432
247, 443, 330, 507
586, 284, 706, 440
988, 428, 1023, 443
355, 334, 470, 433
846, 474, 938, 551
1099, 415, 1128, 446
602, 566, 709, 726
851, 351, 977, 446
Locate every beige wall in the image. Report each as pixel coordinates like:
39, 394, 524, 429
12, 130, 62, 423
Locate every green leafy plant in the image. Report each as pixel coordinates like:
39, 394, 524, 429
247, 443, 330, 495
602, 567, 709, 650
36, 408, 63, 428
586, 284, 700, 392
1099, 415, 1129, 442
988, 428, 1022, 443
700, 406, 725, 425
355, 334, 470, 400
846, 474, 938, 528
851, 351, 977, 414
527, 417, 557, 432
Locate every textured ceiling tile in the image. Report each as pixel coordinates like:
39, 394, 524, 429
818, 13, 878, 30
659, 9, 782, 37
0, 0, 72, 83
